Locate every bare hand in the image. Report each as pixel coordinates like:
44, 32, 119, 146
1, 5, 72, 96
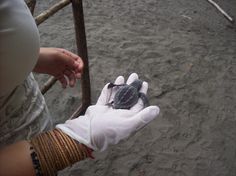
34, 48, 84, 88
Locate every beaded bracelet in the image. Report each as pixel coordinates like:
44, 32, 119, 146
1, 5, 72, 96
30, 146, 43, 176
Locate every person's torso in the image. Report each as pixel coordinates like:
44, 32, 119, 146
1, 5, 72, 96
0, 0, 40, 96
0, 0, 52, 147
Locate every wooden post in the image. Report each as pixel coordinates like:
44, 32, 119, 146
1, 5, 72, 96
70, 0, 91, 117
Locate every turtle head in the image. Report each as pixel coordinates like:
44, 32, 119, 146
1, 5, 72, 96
130, 79, 143, 90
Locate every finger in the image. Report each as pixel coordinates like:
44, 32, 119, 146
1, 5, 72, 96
57, 48, 84, 70
109, 76, 125, 102
73, 61, 83, 79
57, 48, 84, 73
114, 76, 125, 85
96, 83, 111, 105
75, 72, 82, 79
56, 48, 79, 60
56, 49, 75, 66
73, 58, 84, 74
57, 75, 68, 89
75, 58, 84, 72
64, 70, 76, 87
126, 73, 138, 85
96, 76, 125, 105
66, 58, 79, 71
139, 81, 148, 95
131, 106, 160, 131
130, 82, 148, 112
69, 60, 83, 78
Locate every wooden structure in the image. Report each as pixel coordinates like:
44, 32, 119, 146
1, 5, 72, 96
206, 0, 234, 24
26, 0, 91, 118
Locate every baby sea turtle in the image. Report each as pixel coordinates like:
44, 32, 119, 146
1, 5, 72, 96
107, 79, 149, 109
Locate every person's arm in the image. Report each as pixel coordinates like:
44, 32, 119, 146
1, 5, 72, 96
0, 129, 92, 176
0, 73, 159, 176
0, 141, 35, 176
33, 48, 84, 88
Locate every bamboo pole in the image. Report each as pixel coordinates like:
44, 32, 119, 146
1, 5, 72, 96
26, 0, 36, 14
70, 0, 91, 118
41, 77, 57, 95
206, 0, 234, 24
35, 0, 71, 25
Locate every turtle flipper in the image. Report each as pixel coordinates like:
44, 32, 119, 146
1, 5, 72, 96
139, 92, 149, 107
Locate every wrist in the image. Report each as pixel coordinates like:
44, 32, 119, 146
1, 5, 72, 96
29, 129, 94, 175
82, 144, 94, 159
32, 50, 47, 74
56, 116, 98, 151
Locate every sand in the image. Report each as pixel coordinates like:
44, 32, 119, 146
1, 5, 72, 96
34, 0, 236, 175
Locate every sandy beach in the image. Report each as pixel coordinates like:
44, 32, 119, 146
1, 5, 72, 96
34, 0, 236, 175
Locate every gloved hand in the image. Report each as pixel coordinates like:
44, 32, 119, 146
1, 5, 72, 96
56, 73, 160, 151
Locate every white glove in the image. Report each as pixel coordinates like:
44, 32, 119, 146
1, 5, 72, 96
56, 73, 160, 151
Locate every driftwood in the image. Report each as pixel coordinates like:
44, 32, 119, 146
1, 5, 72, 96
35, 0, 71, 25
206, 0, 234, 24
